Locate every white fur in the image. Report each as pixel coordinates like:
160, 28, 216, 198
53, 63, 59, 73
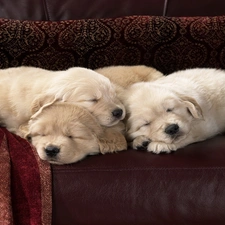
122, 68, 225, 153
0, 66, 125, 134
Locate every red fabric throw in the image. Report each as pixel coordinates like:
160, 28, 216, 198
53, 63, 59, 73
0, 128, 52, 225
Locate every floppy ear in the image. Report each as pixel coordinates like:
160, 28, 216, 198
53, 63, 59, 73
31, 94, 59, 115
97, 125, 127, 154
180, 96, 203, 119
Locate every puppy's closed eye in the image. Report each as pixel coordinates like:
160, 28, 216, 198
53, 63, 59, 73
163, 98, 176, 113
88, 98, 98, 102
141, 122, 151, 128
166, 108, 173, 112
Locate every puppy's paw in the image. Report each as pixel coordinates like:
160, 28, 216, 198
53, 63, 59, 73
147, 142, 177, 154
98, 127, 127, 154
132, 135, 151, 150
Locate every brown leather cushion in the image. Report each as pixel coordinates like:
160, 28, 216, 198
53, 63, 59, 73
52, 134, 225, 225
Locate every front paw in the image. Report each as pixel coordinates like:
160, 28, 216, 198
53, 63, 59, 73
147, 142, 177, 154
132, 136, 151, 150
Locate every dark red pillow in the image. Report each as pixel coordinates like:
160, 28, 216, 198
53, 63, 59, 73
0, 16, 225, 74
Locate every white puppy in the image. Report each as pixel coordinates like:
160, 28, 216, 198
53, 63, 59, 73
0, 66, 125, 134
123, 68, 225, 153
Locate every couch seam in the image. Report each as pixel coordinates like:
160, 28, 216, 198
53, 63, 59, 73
53, 167, 225, 173
41, 0, 50, 21
163, 0, 168, 16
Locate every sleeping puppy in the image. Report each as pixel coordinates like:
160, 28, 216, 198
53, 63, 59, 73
95, 65, 163, 89
19, 101, 127, 165
0, 66, 125, 134
123, 68, 225, 153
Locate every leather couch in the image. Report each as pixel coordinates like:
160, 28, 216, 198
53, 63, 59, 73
2, 0, 225, 20
1, 1, 225, 224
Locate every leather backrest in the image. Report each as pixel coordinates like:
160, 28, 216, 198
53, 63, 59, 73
1, 0, 225, 21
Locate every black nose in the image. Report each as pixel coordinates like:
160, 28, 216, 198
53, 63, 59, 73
165, 124, 179, 135
112, 108, 123, 118
45, 145, 60, 157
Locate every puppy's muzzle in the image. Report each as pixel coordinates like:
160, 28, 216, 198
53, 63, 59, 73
45, 145, 60, 157
112, 108, 123, 119
165, 124, 179, 136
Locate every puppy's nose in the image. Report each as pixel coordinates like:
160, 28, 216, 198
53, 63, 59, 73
165, 124, 179, 135
45, 145, 60, 157
112, 108, 123, 118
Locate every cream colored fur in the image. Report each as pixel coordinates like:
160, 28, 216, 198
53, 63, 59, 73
95, 65, 163, 88
123, 68, 225, 153
0, 66, 125, 134
19, 102, 127, 164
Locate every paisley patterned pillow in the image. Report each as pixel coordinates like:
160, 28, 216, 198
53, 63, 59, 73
0, 16, 225, 74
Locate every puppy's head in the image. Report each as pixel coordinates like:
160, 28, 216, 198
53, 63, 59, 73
20, 102, 127, 164
46, 67, 126, 127
124, 83, 203, 145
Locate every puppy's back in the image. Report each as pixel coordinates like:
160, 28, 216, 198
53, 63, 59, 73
157, 68, 225, 98
0, 66, 58, 129
95, 65, 163, 88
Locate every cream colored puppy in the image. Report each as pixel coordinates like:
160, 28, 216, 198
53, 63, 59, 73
95, 65, 163, 89
0, 66, 125, 134
19, 101, 127, 165
123, 68, 225, 153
